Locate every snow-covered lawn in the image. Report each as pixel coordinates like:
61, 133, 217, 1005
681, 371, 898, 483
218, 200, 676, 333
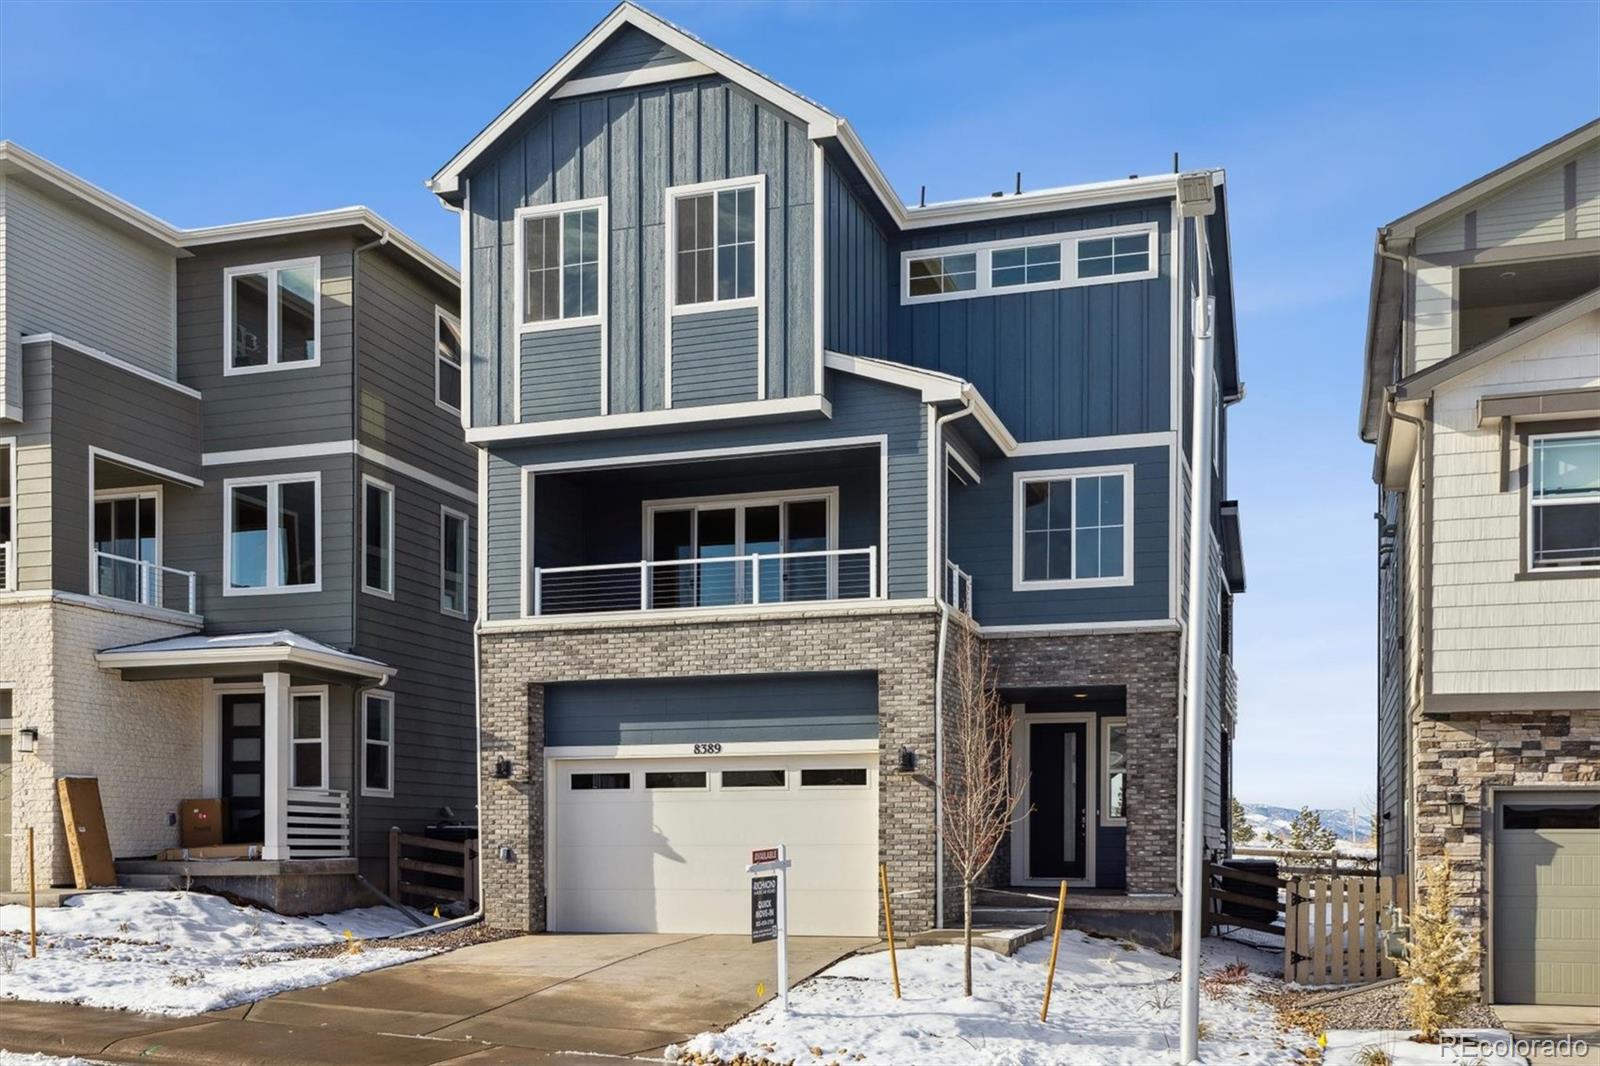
0, 890, 434, 1016
672, 933, 1310, 1066
1322, 1030, 1529, 1065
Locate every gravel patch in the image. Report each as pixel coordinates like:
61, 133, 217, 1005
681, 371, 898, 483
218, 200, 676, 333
263, 921, 524, 962
1261, 979, 1502, 1034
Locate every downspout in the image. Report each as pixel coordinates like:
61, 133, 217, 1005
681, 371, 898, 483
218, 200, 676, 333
930, 404, 973, 929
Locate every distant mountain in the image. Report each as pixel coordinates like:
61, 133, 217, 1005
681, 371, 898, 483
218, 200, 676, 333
1240, 803, 1373, 844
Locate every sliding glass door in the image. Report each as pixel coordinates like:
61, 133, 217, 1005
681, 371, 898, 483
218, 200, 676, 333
646, 494, 833, 608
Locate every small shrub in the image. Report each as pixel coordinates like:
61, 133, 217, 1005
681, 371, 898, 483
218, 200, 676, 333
1353, 1045, 1392, 1066
343, 929, 365, 956
1396, 859, 1477, 1043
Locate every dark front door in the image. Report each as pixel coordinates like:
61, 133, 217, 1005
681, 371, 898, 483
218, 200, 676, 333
1028, 721, 1089, 881
221, 694, 265, 844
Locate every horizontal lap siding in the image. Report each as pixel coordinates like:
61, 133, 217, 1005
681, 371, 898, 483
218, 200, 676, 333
521, 325, 603, 421
177, 237, 357, 451
467, 76, 814, 428
483, 372, 927, 620
3, 177, 177, 381
545, 671, 878, 746
671, 307, 758, 406
948, 445, 1171, 626
887, 203, 1173, 444
10, 347, 53, 589
569, 24, 688, 79
355, 251, 473, 488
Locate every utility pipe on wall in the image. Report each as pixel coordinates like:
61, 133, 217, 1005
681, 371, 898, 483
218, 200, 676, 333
930, 405, 974, 930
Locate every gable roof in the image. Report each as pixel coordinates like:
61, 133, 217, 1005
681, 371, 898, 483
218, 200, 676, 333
1395, 286, 1600, 399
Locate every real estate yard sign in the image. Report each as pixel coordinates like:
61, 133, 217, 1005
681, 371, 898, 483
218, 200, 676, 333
747, 845, 791, 1010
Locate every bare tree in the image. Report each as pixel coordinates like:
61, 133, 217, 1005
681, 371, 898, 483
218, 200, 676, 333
942, 617, 1028, 996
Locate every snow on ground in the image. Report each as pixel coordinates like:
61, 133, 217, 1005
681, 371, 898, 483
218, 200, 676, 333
0, 1054, 103, 1066
0, 890, 434, 1016
1323, 1030, 1529, 1065
672, 933, 1311, 1066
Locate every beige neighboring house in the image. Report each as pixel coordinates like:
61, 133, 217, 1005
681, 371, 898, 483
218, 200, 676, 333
1361, 119, 1600, 1008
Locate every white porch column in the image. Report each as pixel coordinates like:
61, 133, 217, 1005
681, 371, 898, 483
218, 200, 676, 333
262, 670, 292, 860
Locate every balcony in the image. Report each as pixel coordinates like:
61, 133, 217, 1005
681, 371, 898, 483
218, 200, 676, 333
92, 550, 198, 616
534, 546, 877, 616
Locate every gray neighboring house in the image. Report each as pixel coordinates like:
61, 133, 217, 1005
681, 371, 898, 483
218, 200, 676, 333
0, 142, 477, 907
1362, 120, 1600, 1007
430, 3, 1245, 947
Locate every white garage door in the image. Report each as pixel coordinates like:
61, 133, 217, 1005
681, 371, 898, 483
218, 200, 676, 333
549, 751, 878, 936
1494, 792, 1600, 1006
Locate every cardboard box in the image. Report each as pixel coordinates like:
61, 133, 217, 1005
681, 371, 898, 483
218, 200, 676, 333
180, 798, 225, 848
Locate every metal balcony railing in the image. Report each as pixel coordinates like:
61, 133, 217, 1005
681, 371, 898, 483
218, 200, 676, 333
944, 560, 974, 615
0, 541, 13, 592
532, 546, 878, 616
92, 550, 198, 615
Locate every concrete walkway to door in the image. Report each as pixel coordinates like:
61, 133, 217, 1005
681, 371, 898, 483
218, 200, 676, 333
0, 933, 874, 1065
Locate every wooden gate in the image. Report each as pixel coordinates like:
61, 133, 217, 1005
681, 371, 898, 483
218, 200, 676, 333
1284, 872, 1407, 985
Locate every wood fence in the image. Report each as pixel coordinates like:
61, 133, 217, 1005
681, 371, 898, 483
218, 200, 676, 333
1283, 872, 1407, 986
388, 830, 478, 910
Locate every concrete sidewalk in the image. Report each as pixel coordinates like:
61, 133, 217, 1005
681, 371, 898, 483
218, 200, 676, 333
0, 933, 873, 1065
1495, 1005, 1600, 1065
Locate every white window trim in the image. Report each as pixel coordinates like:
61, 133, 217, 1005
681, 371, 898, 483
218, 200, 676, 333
434, 305, 463, 415
641, 486, 840, 561
289, 685, 330, 791
513, 197, 609, 335
360, 690, 395, 798
1100, 717, 1128, 827
361, 475, 395, 600
1528, 430, 1600, 571
665, 175, 767, 318
440, 504, 470, 619
1011, 465, 1136, 591
222, 472, 324, 596
89, 485, 164, 606
222, 257, 322, 375
901, 221, 1160, 306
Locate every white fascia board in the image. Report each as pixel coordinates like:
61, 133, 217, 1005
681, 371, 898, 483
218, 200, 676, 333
546, 738, 879, 760
94, 645, 397, 681
822, 350, 1018, 454
0, 141, 185, 251
21, 333, 201, 401
465, 394, 831, 445
428, 4, 837, 199
183, 208, 459, 289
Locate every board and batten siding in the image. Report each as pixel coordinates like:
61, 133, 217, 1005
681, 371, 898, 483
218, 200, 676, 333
466, 76, 815, 427
521, 326, 603, 422
177, 237, 356, 452
1427, 309, 1600, 696
888, 202, 1173, 444
1, 176, 179, 389
947, 444, 1172, 628
545, 672, 878, 747
671, 306, 759, 406
822, 158, 894, 360
355, 249, 473, 489
484, 371, 928, 620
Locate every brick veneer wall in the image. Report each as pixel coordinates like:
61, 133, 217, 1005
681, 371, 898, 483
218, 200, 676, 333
0, 597, 203, 887
985, 630, 1182, 895
477, 605, 942, 933
1412, 708, 1600, 984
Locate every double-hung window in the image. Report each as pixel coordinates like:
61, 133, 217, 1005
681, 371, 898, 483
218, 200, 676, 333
1013, 467, 1133, 589
361, 691, 395, 797
440, 506, 469, 617
224, 259, 320, 373
435, 307, 463, 413
225, 473, 321, 595
516, 200, 604, 329
1529, 432, 1600, 569
290, 689, 328, 789
362, 476, 394, 598
669, 178, 762, 309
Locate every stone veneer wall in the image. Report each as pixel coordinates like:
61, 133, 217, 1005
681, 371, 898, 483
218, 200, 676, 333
477, 605, 943, 933
985, 630, 1182, 895
0, 596, 204, 887
1412, 708, 1600, 985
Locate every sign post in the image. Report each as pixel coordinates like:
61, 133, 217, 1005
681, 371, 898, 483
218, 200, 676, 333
747, 844, 791, 1011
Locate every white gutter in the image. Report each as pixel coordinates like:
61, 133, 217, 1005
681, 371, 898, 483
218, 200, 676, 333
929, 405, 974, 929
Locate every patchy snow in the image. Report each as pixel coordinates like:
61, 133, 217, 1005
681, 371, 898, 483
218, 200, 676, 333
1322, 1029, 1529, 1065
0, 890, 434, 1016
671, 933, 1313, 1065
0, 1054, 103, 1066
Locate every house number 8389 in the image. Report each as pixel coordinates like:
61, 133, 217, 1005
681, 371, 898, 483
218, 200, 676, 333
692, 743, 723, 755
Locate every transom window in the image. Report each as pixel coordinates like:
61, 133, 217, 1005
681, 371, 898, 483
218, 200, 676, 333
1014, 468, 1133, 589
1529, 432, 1600, 569
361, 692, 394, 797
224, 259, 320, 373
517, 201, 603, 328
670, 180, 761, 308
435, 307, 463, 413
225, 474, 321, 594
1077, 232, 1151, 278
902, 223, 1158, 305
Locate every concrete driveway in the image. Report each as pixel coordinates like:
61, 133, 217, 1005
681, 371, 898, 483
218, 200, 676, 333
1495, 1005, 1600, 1065
0, 933, 874, 1065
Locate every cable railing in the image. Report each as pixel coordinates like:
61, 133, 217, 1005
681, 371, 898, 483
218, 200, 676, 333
0, 541, 12, 592
92, 550, 198, 615
533, 546, 878, 616
944, 559, 974, 615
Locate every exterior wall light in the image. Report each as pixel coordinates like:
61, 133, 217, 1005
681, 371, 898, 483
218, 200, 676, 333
493, 757, 514, 779
17, 727, 38, 754
1446, 791, 1467, 828
897, 747, 916, 774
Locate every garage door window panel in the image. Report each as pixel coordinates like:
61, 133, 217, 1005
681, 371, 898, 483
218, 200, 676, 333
1503, 804, 1600, 830
645, 771, 708, 790
571, 772, 631, 790
801, 767, 869, 788
723, 769, 786, 789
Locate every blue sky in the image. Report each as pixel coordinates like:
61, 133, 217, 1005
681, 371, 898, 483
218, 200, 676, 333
3, 1, 1596, 810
